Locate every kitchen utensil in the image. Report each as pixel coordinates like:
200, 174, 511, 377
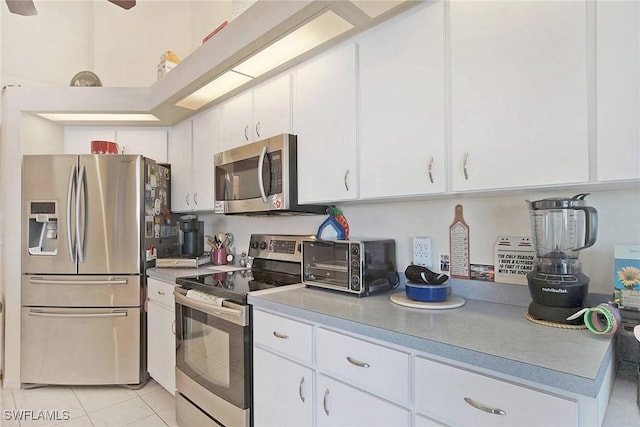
217, 232, 227, 248
405, 282, 450, 302
526, 193, 598, 324
449, 204, 470, 279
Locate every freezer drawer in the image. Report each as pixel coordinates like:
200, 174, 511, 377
22, 275, 141, 307
21, 306, 141, 385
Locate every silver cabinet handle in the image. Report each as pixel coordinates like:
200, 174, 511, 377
244, 125, 249, 140
194, 192, 198, 206
464, 397, 506, 416
463, 152, 469, 180
428, 156, 434, 183
185, 193, 190, 206
346, 356, 370, 368
344, 169, 350, 191
255, 121, 261, 138
273, 331, 289, 339
323, 389, 330, 416
171, 320, 176, 335
158, 291, 165, 295
298, 376, 305, 403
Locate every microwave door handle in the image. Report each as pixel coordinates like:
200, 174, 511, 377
257, 145, 268, 203
67, 165, 77, 263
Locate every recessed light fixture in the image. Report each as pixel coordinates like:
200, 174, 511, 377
37, 113, 160, 122
175, 10, 354, 111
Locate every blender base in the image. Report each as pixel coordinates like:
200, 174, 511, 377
527, 302, 585, 326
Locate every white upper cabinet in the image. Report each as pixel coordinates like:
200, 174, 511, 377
449, 1, 589, 191
220, 73, 291, 151
596, 0, 640, 182
191, 107, 220, 211
116, 128, 168, 162
358, 1, 445, 199
295, 42, 359, 204
168, 119, 193, 212
169, 108, 221, 212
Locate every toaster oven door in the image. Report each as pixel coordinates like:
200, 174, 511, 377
302, 240, 353, 291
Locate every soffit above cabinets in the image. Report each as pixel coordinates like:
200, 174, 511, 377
17, 0, 421, 127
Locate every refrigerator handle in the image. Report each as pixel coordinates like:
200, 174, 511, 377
67, 165, 77, 263
77, 165, 88, 263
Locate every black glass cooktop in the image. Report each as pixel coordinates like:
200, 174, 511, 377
176, 268, 301, 304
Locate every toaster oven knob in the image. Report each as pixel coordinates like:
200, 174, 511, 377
351, 275, 360, 290
351, 260, 360, 271
351, 245, 360, 256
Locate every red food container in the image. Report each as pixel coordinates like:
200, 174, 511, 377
91, 140, 119, 154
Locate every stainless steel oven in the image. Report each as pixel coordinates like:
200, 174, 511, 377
175, 288, 251, 427
174, 234, 309, 427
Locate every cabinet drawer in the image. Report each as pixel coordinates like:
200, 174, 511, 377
414, 356, 577, 427
147, 278, 176, 309
253, 310, 313, 364
316, 328, 410, 405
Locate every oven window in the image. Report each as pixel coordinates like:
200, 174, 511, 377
176, 304, 250, 409
302, 241, 350, 286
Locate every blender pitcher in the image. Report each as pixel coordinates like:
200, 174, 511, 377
528, 193, 598, 275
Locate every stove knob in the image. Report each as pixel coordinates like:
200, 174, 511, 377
259, 241, 267, 250
250, 241, 259, 249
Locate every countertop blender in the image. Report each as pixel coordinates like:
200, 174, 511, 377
526, 194, 598, 324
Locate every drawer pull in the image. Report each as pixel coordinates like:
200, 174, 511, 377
298, 376, 305, 403
273, 331, 289, 339
157, 291, 165, 295
323, 389, 330, 416
346, 356, 370, 368
464, 397, 506, 416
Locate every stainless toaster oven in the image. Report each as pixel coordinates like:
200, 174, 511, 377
301, 239, 397, 296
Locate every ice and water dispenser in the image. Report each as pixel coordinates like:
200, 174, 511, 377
27, 200, 59, 255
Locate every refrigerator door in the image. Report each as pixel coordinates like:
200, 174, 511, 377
78, 155, 142, 275
21, 306, 141, 385
22, 155, 79, 275
22, 275, 141, 307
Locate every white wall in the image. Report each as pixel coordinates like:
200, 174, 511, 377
205, 187, 640, 296
1, 0, 232, 88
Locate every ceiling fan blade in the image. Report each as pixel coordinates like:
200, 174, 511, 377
6, 0, 37, 16
107, 0, 136, 10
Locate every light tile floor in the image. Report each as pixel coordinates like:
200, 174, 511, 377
1, 380, 176, 427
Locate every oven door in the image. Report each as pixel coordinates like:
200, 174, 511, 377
174, 288, 251, 425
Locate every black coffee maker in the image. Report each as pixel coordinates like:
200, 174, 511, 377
179, 215, 204, 257
526, 194, 598, 324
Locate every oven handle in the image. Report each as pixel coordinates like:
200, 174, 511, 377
174, 289, 249, 326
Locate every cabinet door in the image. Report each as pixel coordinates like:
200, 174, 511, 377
295, 42, 358, 203
115, 128, 168, 162
316, 374, 410, 427
147, 300, 176, 396
253, 73, 292, 141
414, 356, 577, 427
253, 347, 313, 427
450, 1, 589, 191
192, 107, 220, 211
168, 120, 193, 212
63, 127, 116, 154
358, 2, 445, 198
220, 91, 253, 150
596, 1, 640, 181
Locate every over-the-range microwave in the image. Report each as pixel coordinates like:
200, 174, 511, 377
214, 134, 327, 215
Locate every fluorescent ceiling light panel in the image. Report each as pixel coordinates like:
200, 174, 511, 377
38, 113, 160, 122
176, 70, 252, 110
233, 11, 354, 77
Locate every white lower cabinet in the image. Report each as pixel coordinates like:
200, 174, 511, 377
316, 374, 410, 427
414, 356, 577, 427
146, 278, 176, 395
253, 347, 313, 427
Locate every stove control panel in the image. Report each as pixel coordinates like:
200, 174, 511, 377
248, 234, 315, 263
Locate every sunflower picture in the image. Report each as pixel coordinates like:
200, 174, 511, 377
617, 266, 640, 288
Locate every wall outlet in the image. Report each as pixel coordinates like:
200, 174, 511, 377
412, 237, 433, 268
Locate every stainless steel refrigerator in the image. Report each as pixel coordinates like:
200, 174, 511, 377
21, 154, 174, 386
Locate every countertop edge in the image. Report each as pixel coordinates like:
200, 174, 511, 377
248, 293, 613, 398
